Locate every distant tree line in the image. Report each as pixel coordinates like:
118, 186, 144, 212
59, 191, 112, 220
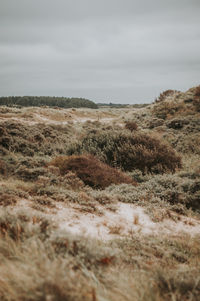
0, 96, 98, 109
97, 103, 149, 108
97, 102, 129, 108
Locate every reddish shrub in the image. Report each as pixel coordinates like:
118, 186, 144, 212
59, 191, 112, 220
125, 121, 138, 131
49, 155, 136, 189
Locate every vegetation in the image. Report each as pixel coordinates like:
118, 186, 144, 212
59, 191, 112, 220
193, 85, 200, 111
49, 154, 135, 189
0, 85, 200, 300
124, 120, 138, 131
155, 89, 179, 103
68, 130, 182, 174
0, 96, 98, 109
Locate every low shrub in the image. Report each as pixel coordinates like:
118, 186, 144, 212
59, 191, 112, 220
107, 173, 200, 212
0, 121, 73, 156
155, 89, 178, 103
193, 85, 200, 112
153, 101, 182, 119
124, 121, 138, 131
166, 118, 189, 129
0, 209, 53, 241
15, 166, 47, 181
0, 193, 18, 206
148, 118, 164, 129
0, 159, 7, 175
68, 131, 182, 174
49, 154, 135, 189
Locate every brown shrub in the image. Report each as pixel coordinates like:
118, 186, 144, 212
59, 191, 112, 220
195, 85, 200, 97
0, 160, 7, 175
155, 89, 178, 103
0, 193, 18, 206
193, 86, 200, 112
15, 166, 47, 181
153, 101, 183, 119
49, 154, 135, 189
125, 121, 138, 132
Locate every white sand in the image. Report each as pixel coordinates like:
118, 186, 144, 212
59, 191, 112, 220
55, 202, 200, 240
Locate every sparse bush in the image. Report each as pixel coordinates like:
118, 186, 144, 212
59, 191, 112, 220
0, 121, 73, 156
148, 118, 164, 128
69, 131, 182, 174
153, 101, 182, 119
171, 133, 200, 155
0, 209, 53, 241
49, 154, 135, 189
193, 85, 200, 112
15, 166, 47, 181
0, 159, 7, 175
0, 193, 18, 206
124, 121, 138, 131
107, 173, 200, 212
155, 89, 178, 103
33, 196, 55, 208
166, 118, 189, 129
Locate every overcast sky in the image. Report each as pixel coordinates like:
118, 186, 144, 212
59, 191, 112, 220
0, 0, 200, 103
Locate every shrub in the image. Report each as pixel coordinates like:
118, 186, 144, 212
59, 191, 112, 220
107, 173, 200, 212
0, 209, 53, 241
166, 118, 189, 129
193, 85, 200, 112
15, 166, 47, 181
0, 121, 72, 156
124, 121, 138, 131
49, 154, 135, 189
0, 160, 7, 175
148, 118, 164, 129
155, 89, 178, 103
153, 102, 182, 119
0, 193, 18, 206
69, 131, 182, 174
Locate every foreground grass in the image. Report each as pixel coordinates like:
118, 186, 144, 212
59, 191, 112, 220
0, 212, 199, 301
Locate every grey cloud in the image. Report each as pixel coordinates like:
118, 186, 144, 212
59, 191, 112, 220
0, 0, 200, 103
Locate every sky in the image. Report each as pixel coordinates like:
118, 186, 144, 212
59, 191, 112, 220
0, 0, 200, 103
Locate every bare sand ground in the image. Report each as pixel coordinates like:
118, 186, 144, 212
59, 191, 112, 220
14, 199, 200, 241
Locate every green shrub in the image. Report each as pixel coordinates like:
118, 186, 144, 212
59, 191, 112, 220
69, 131, 182, 174
107, 173, 200, 212
49, 154, 135, 189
